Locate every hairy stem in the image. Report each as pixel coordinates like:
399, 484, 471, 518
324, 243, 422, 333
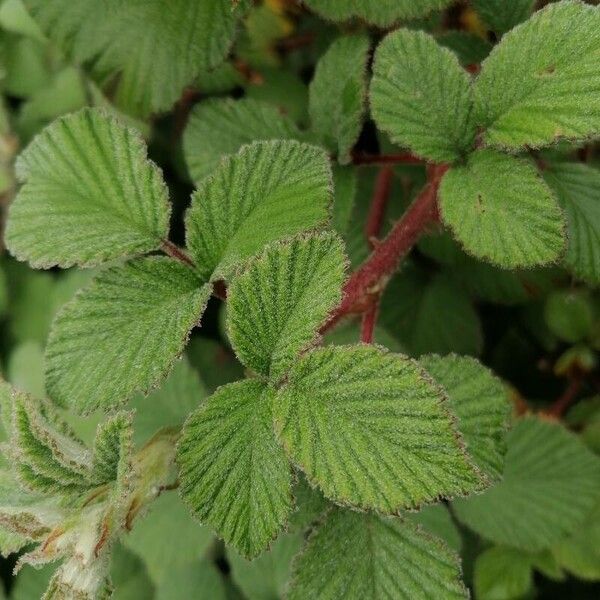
360, 302, 379, 343
365, 165, 394, 249
161, 239, 195, 268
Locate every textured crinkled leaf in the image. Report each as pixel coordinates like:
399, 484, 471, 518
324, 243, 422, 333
227, 233, 345, 380
453, 417, 600, 551
370, 29, 476, 162
543, 162, 600, 283
46, 257, 211, 414
183, 98, 303, 184
24, 0, 248, 116
474, 1, 600, 150
91, 412, 133, 484
474, 546, 534, 600
472, 0, 535, 34
420, 354, 510, 482
274, 345, 482, 513
6, 109, 170, 268
439, 150, 565, 268
186, 140, 332, 281
309, 34, 369, 164
303, 0, 454, 25
178, 380, 292, 559
288, 509, 468, 600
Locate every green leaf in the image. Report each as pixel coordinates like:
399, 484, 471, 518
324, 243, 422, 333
24, 0, 248, 116
472, 0, 535, 34
111, 545, 155, 600
155, 559, 226, 600
185, 140, 332, 281
419, 354, 510, 482
303, 0, 454, 26
183, 98, 303, 184
227, 233, 345, 381
408, 505, 462, 553
331, 166, 357, 236
437, 31, 492, 66
474, 1, 600, 150
178, 380, 293, 559
6, 109, 170, 268
544, 162, 600, 283
91, 412, 133, 484
544, 289, 594, 344
439, 149, 565, 268
453, 417, 600, 552
370, 29, 476, 162
474, 546, 534, 600
288, 509, 468, 600
274, 345, 482, 513
12, 565, 55, 600
46, 257, 211, 414
7, 341, 45, 399
309, 34, 370, 164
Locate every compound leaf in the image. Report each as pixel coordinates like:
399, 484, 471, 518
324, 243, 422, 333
185, 140, 332, 281
183, 98, 303, 184
453, 417, 600, 552
309, 34, 370, 164
273, 345, 482, 513
178, 380, 293, 559
288, 509, 468, 600
472, 0, 535, 34
474, 1, 600, 150
227, 233, 346, 381
46, 257, 211, 414
439, 149, 565, 268
6, 109, 170, 269
371, 29, 476, 163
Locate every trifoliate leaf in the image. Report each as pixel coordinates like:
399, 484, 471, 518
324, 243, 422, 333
472, 0, 535, 34
227, 233, 345, 381
303, 0, 454, 26
544, 162, 600, 283
474, 546, 534, 600
6, 109, 170, 268
309, 34, 369, 164
453, 417, 600, 552
183, 98, 303, 184
24, 0, 248, 116
91, 412, 133, 485
274, 345, 482, 513
370, 29, 476, 162
178, 380, 293, 559
46, 257, 211, 414
288, 509, 468, 600
420, 354, 510, 482
474, 1, 600, 150
185, 140, 332, 281
439, 149, 565, 268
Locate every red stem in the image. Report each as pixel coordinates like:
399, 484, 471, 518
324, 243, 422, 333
352, 151, 425, 166
365, 165, 394, 248
361, 301, 379, 344
545, 379, 582, 418
161, 240, 195, 268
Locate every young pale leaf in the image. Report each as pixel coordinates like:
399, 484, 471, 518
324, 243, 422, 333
185, 140, 332, 281
303, 0, 454, 25
178, 380, 293, 559
288, 509, 468, 600
420, 355, 510, 482
453, 417, 600, 552
6, 109, 170, 268
227, 233, 345, 381
273, 345, 482, 513
91, 412, 133, 485
370, 29, 476, 163
472, 0, 535, 34
474, 1, 600, 150
439, 150, 565, 268
543, 162, 600, 284
183, 98, 303, 183
46, 257, 211, 414
309, 34, 370, 164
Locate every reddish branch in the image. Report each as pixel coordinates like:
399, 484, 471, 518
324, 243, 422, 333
352, 151, 425, 166
544, 378, 582, 418
360, 302, 379, 343
365, 165, 394, 249
161, 240, 195, 268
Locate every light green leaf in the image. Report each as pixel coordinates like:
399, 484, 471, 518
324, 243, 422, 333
288, 509, 468, 600
227, 233, 345, 381
370, 28, 476, 162
7, 341, 45, 399
472, 0, 535, 34
309, 34, 369, 164
474, 546, 534, 600
183, 98, 303, 184
111, 545, 155, 600
91, 412, 133, 484
178, 380, 293, 559
156, 559, 226, 600
420, 354, 510, 482
274, 345, 482, 513
24, 0, 248, 116
12, 565, 55, 600
6, 109, 170, 268
45, 257, 211, 414
439, 149, 565, 268
544, 162, 600, 283
303, 0, 454, 26
185, 140, 332, 281
474, 1, 600, 150
453, 417, 600, 552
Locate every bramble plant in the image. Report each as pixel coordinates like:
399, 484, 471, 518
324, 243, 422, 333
0, 0, 599, 598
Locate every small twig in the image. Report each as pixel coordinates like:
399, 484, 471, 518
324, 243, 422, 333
161, 240, 195, 268
361, 301, 379, 343
544, 378, 582, 418
365, 165, 394, 249
352, 151, 425, 166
